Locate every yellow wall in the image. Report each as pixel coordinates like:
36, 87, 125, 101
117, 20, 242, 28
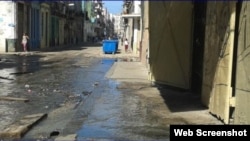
234, 2, 250, 124
141, 1, 149, 68
149, 1, 193, 89
202, 2, 236, 124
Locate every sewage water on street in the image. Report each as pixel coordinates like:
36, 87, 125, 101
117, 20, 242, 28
0, 54, 169, 140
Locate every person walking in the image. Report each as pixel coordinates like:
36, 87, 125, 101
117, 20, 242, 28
124, 38, 129, 53
21, 33, 29, 52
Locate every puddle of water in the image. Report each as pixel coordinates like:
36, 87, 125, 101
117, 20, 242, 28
76, 78, 169, 140
101, 58, 117, 65
0, 55, 41, 77
1, 55, 169, 140
0, 55, 42, 97
0, 104, 18, 131
0, 68, 16, 79
77, 125, 113, 139
15, 57, 41, 74
57, 58, 170, 140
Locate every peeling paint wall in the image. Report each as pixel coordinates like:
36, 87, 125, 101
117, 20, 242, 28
141, 1, 149, 68
0, 1, 16, 52
141, 1, 250, 124
234, 2, 250, 124
202, 2, 236, 124
40, 3, 50, 49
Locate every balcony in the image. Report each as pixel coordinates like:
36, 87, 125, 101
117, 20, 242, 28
121, 1, 141, 18
121, 13, 140, 18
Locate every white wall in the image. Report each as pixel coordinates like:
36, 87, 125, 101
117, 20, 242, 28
134, 1, 141, 14
0, 1, 16, 52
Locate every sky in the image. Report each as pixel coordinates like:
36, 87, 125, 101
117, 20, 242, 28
103, 0, 123, 15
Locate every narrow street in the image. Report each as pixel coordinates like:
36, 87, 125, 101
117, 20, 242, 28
1, 2, 250, 140
0, 43, 167, 140
0, 43, 222, 141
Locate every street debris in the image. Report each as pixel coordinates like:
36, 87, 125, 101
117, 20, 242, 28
93, 82, 99, 87
10, 71, 33, 75
49, 130, 60, 138
82, 91, 92, 96
0, 96, 29, 102
25, 84, 30, 88
0, 76, 15, 80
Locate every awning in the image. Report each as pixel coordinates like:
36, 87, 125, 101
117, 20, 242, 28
121, 14, 141, 18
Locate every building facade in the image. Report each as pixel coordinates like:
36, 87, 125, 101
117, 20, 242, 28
121, 0, 142, 55
0, 0, 100, 53
140, 1, 250, 124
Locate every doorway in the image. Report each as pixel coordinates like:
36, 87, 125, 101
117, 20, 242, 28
191, 2, 207, 95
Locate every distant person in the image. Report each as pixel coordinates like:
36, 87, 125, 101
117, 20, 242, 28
124, 38, 129, 53
21, 33, 29, 52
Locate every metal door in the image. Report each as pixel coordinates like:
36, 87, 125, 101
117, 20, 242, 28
234, 2, 250, 124
149, 2, 193, 89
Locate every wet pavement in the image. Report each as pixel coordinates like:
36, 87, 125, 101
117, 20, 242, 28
0, 47, 170, 140
0, 44, 222, 141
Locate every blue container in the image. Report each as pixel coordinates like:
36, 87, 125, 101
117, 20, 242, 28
103, 40, 118, 54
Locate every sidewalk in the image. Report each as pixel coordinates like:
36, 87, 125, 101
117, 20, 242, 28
105, 42, 223, 125
105, 61, 149, 83
105, 39, 149, 82
106, 62, 223, 125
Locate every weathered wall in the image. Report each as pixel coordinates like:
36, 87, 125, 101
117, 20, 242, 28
0, 1, 16, 52
132, 18, 140, 54
74, 18, 84, 44
50, 16, 59, 46
148, 1, 193, 89
140, 1, 149, 68
234, 2, 250, 124
128, 17, 133, 51
59, 18, 65, 45
40, 3, 50, 49
30, 2, 40, 49
16, 2, 26, 52
202, 2, 236, 124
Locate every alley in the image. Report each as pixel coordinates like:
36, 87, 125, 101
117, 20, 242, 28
1, 0, 250, 127
0, 43, 222, 141
0, 43, 166, 140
